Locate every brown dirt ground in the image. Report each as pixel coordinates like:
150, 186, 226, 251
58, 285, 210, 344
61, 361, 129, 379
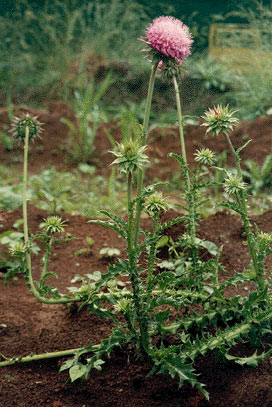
0, 104, 272, 406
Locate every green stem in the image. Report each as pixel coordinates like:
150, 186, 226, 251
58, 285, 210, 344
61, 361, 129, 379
0, 345, 100, 367
134, 62, 158, 248
23, 127, 31, 274
127, 172, 133, 256
173, 74, 188, 167
146, 217, 159, 295
173, 75, 199, 278
127, 173, 150, 356
22, 127, 82, 305
224, 133, 265, 291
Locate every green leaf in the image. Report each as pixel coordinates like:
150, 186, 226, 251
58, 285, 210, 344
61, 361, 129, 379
156, 235, 169, 248
93, 359, 105, 371
197, 239, 219, 256
236, 139, 251, 154
69, 363, 87, 382
225, 349, 272, 367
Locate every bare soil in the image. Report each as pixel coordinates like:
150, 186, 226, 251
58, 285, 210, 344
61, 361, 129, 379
0, 104, 272, 406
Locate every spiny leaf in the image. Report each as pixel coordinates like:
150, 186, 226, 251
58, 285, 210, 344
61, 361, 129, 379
88, 219, 126, 239
225, 348, 272, 367
99, 210, 127, 231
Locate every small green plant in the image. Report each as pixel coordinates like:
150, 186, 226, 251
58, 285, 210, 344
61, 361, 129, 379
189, 55, 233, 91
0, 125, 15, 152
62, 64, 113, 163
242, 155, 272, 195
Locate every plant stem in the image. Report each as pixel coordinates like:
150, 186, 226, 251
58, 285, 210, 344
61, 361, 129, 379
23, 127, 31, 274
146, 217, 159, 295
134, 62, 158, 247
173, 75, 199, 279
173, 74, 188, 167
0, 346, 99, 367
224, 133, 265, 291
22, 127, 82, 304
127, 172, 150, 356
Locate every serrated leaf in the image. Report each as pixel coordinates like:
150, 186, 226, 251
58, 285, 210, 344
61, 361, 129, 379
236, 139, 251, 154
225, 349, 272, 367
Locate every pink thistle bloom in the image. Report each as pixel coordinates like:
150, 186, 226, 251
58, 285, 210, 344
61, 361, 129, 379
142, 16, 193, 64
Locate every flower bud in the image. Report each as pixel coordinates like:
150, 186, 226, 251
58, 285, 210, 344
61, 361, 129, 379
10, 112, 43, 142
194, 148, 215, 166
223, 172, 246, 195
201, 105, 239, 136
9, 241, 26, 257
144, 191, 169, 216
111, 139, 149, 174
42, 216, 66, 234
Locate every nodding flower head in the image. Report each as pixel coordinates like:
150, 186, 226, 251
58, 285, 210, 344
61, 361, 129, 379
111, 139, 149, 174
140, 16, 193, 66
10, 113, 43, 142
201, 105, 239, 136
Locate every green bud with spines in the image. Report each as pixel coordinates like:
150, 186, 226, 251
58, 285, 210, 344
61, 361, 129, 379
144, 191, 169, 217
194, 148, 215, 166
43, 216, 66, 235
10, 113, 43, 142
9, 241, 26, 257
111, 139, 149, 174
201, 105, 239, 136
223, 172, 247, 195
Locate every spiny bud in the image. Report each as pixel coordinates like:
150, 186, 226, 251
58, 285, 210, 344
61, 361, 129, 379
194, 148, 215, 166
113, 298, 130, 313
10, 112, 43, 142
223, 172, 246, 195
258, 232, 272, 244
9, 241, 26, 257
144, 191, 169, 216
201, 105, 239, 136
42, 216, 66, 234
111, 139, 149, 174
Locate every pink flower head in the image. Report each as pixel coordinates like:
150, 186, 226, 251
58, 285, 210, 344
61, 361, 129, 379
143, 16, 193, 64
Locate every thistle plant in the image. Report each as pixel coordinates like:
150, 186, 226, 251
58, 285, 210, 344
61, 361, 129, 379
202, 105, 269, 292
2, 20, 272, 402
